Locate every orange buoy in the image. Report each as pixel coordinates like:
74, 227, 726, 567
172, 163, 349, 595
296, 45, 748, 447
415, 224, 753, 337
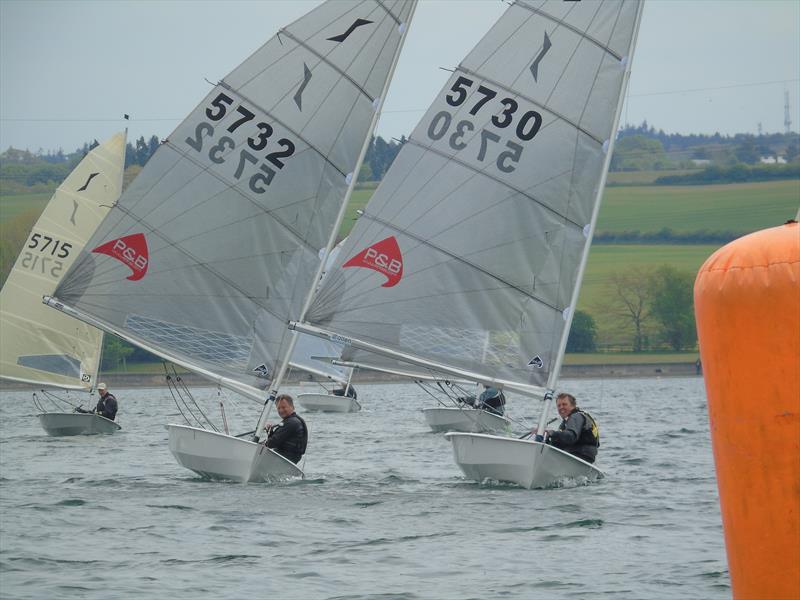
694, 220, 799, 599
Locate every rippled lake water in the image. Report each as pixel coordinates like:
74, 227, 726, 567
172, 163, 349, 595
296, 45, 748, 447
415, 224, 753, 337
0, 377, 729, 599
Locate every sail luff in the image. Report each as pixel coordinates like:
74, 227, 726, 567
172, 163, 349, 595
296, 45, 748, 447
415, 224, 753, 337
535, 0, 645, 435
84, 130, 128, 388
253, 1, 418, 437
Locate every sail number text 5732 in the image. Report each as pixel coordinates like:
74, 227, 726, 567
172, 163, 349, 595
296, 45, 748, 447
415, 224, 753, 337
426, 76, 543, 173
184, 92, 296, 193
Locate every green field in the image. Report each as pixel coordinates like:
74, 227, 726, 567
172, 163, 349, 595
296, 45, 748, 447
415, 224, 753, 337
605, 169, 701, 186
0, 193, 51, 222
598, 179, 799, 233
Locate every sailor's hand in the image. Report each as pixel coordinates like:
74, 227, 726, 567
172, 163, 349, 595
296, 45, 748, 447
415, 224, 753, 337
264, 421, 273, 430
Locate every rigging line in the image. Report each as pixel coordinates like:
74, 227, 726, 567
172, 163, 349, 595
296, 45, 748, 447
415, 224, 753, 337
164, 363, 204, 428
405, 137, 584, 229
457, 65, 605, 146
629, 78, 800, 98
514, 0, 623, 61
278, 29, 375, 103
174, 369, 219, 431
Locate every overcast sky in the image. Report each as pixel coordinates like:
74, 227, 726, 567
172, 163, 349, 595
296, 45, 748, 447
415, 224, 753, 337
1, 0, 798, 153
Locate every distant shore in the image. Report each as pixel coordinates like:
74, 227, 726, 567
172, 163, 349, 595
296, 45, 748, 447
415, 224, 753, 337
0, 362, 703, 391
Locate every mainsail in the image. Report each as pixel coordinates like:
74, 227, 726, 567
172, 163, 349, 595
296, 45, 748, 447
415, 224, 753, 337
0, 132, 126, 390
303, 0, 643, 395
49, 1, 416, 399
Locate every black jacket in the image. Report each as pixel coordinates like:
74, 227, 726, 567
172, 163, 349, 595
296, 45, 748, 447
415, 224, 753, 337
95, 393, 118, 420
548, 408, 597, 463
332, 385, 357, 399
266, 413, 308, 464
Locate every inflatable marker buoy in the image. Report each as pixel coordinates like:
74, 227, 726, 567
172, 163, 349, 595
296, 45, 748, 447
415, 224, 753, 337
694, 220, 799, 600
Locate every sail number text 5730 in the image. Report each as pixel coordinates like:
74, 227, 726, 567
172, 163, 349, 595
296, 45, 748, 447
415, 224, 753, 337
426, 76, 543, 173
185, 92, 296, 193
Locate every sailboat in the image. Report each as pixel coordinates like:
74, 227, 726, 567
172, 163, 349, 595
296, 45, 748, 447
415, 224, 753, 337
294, 0, 644, 488
291, 332, 361, 413
44, 0, 417, 481
0, 132, 126, 436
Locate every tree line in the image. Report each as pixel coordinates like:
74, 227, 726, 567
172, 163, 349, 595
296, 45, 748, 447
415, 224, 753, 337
567, 264, 697, 353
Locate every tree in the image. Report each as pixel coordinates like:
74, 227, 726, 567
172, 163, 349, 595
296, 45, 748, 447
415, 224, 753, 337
595, 267, 653, 352
647, 265, 697, 351
566, 310, 597, 352
734, 136, 759, 164
101, 336, 134, 371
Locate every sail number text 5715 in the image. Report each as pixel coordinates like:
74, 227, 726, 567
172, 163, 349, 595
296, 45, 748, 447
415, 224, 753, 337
426, 76, 543, 173
184, 92, 296, 193
18, 231, 72, 279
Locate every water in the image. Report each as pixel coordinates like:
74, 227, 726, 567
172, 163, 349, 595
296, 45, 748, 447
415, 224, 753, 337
0, 377, 729, 599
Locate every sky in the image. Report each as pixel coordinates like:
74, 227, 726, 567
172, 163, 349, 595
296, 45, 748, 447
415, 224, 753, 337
0, 0, 798, 154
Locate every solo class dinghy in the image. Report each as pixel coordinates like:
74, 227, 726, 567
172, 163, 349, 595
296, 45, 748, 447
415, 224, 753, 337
0, 132, 126, 436
45, 0, 417, 480
294, 0, 644, 488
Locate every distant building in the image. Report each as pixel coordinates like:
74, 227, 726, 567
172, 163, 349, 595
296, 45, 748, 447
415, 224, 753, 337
759, 156, 788, 164
691, 159, 712, 167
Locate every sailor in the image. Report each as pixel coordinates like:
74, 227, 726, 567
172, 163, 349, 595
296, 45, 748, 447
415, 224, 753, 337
263, 394, 308, 464
545, 392, 599, 464
77, 382, 118, 420
477, 386, 506, 416
332, 383, 357, 400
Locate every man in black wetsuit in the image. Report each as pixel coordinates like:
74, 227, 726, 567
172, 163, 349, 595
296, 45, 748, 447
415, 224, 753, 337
477, 386, 506, 416
76, 382, 118, 420
263, 394, 308, 464
545, 393, 598, 464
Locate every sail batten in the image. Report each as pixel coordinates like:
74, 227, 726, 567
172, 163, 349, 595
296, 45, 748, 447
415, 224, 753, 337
514, 1, 624, 61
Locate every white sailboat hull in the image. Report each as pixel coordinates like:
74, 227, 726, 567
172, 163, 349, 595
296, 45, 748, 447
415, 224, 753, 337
38, 412, 121, 436
166, 424, 304, 483
423, 407, 510, 433
445, 432, 604, 490
296, 392, 361, 413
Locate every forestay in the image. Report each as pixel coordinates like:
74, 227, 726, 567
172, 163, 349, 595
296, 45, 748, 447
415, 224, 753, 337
306, 0, 641, 391
51, 1, 415, 396
0, 132, 126, 390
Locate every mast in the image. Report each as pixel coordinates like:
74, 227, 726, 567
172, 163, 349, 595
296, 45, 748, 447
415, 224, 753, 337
534, 0, 646, 437
252, 1, 419, 436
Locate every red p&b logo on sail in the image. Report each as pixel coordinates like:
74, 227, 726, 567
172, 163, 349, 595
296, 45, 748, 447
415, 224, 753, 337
343, 236, 403, 288
92, 233, 149, 281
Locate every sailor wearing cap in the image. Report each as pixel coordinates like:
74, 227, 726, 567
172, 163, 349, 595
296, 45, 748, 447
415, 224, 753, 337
93, 383, 118, 421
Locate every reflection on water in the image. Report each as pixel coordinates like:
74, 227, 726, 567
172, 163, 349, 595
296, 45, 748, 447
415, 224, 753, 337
0, 377, 728, 599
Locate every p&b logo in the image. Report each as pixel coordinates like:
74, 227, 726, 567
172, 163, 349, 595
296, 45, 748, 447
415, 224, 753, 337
343, 236, 403, 288
92, 233, 149, 281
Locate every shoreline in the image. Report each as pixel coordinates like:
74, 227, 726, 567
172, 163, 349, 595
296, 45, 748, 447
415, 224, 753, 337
0, 362, 703, 391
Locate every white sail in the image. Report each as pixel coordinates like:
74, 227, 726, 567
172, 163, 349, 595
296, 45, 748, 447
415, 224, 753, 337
0, 132, 126, 390
50, 1, 416, 396
304, 0, 642, 394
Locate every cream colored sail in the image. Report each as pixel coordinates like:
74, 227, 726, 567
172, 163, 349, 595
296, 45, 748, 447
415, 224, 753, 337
0, 132, 126, 389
